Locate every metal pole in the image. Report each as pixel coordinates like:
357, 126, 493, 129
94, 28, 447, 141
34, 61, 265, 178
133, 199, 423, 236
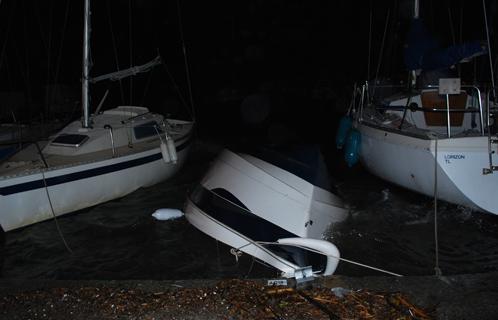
476, 87, 485, 135
483, 0, 496, 99
446, 94, 451, 138
82, 0, 91, 128
104, 125, 116, 157
486, 93, 493, 173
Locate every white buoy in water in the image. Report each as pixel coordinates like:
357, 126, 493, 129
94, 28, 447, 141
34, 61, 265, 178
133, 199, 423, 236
152, 208, 184, 220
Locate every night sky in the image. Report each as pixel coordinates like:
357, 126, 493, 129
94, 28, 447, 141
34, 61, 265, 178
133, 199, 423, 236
0, 0, 496, 142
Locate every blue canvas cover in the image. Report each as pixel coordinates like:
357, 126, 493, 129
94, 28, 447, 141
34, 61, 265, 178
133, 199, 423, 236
404, 18, 485, 71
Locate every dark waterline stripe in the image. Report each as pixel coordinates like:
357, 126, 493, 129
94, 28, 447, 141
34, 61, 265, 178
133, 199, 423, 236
190, 186, 297, 242
0, 139, 192, 196
189, 185, 326, 270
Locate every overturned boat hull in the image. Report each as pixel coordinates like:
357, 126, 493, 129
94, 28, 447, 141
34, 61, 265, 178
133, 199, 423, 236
185, 148, 347, 278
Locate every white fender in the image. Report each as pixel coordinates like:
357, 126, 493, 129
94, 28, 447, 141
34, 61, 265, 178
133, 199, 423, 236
166, 137, 177, 164
152, 208, 184, 220
160, 141, 171, 163
277, 237, 340, 276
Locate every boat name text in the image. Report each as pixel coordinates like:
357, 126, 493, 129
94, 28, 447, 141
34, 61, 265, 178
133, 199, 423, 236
444, 154, 465, 164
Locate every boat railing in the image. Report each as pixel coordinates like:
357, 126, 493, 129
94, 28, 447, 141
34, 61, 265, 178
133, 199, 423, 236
484, 86, 498, 174
120, 111, 152, 125
357, 82, 486, 138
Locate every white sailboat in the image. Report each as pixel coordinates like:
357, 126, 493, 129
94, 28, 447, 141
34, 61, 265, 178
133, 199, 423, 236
184, 146, 347, 280
339, 1, 498, 215
0, 0, 194, 232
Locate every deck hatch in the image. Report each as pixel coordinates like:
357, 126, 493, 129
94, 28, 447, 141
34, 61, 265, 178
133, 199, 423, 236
50, 134, 89, 147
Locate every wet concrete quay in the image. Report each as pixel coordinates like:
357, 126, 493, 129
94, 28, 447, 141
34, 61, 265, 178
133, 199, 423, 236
1, 272, 497, 320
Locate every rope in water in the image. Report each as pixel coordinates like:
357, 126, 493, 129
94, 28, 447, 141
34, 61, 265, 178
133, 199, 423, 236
433, 137, 441, 276
41, 170, 73, 254
198, 187, 404, 277
34, 141, 72, 254
256, 241, 403, 277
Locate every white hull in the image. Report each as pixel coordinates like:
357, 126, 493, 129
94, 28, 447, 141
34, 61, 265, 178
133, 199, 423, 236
359, 123, 498, 214
185, 198, 302, 278
184, 148, 346, 278
0, 139, 191, 231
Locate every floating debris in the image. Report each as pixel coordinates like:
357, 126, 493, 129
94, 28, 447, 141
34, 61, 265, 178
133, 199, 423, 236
0, 279, 433, 319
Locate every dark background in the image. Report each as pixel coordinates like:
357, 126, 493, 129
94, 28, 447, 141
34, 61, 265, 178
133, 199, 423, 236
0, 0, 496, 144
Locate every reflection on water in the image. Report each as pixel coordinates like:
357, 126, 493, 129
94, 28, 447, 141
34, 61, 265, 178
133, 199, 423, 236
0, 141, 277, 280
331, 169, 498, 276
1, 140, 498, 279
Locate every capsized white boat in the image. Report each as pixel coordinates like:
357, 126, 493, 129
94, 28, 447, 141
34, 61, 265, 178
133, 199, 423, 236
338, 1, 498, 215
0, 0, 194, 232
185, 145, 348, 279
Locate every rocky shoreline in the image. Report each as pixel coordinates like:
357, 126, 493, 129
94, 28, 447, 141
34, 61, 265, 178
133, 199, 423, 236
1, 272, 497, 319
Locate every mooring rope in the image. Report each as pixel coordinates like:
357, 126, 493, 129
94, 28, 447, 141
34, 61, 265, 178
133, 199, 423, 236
256, 241, 403, 277
41, 170, 73, 254
433, 136, 441, 276
230, 232, 403, 277
34, 141, 72, 254
229, 232, 298, 271
196, 188, 403, 277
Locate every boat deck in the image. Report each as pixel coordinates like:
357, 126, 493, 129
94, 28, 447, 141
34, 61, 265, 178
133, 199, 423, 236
0, 118, 193, 179
361, 110, 483, 140
0, 138, 163, 179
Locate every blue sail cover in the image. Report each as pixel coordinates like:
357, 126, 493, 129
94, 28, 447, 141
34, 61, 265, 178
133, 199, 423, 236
404, 18, 486, 71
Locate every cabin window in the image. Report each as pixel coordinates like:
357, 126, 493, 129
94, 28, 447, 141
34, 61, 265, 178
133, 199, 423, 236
134, 121, 161, 140
51, 134, 89, 147
190, 185, 252, 217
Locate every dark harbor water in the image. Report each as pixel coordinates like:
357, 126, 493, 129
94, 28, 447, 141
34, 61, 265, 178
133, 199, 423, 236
2, 140, 498, 280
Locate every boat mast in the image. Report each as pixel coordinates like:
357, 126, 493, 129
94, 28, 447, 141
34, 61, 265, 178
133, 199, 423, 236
410, 0, 420, 87
82, 0, 91, 128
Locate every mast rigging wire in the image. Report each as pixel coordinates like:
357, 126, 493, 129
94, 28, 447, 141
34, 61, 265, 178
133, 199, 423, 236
372, 8, 390, 98
139, 64, 155, 108
483, 0, 497, 100
128, 0, 133, 105
161, 60, 194, 121
48, 0, 71, 109
0, 1, 15, 75
43, 0, 54, 116
106, 0, 125, 105
21, 0, 33, 113
176, 0, 196, 121
367, 2, 372, 81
